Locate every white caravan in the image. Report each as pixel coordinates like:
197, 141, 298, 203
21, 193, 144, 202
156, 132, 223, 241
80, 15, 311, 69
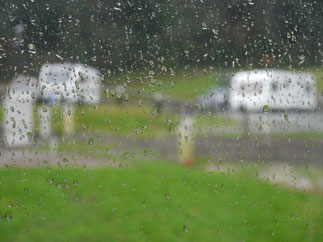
38, 63, 78, 103
75, 64, 102, 105
3, 75, 37, 146
229, 70, 317, 112
38, 63, 101, 104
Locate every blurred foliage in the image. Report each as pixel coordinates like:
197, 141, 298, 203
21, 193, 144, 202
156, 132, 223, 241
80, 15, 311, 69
0, 0, 322, 80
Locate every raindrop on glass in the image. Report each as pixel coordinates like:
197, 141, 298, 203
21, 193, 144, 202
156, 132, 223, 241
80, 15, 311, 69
88, 137, 94, 146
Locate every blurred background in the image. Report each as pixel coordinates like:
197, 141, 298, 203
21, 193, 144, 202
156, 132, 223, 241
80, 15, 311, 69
0, 0, 322, 78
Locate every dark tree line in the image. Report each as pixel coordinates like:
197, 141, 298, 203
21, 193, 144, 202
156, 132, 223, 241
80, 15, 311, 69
0, 0, 322, 80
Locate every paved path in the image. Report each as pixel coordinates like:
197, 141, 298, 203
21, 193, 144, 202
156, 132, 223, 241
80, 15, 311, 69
0, 146, 114, 168
1, 133, 321, 168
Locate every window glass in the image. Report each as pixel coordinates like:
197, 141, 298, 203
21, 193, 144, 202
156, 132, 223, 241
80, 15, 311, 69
0, 0, 322, 241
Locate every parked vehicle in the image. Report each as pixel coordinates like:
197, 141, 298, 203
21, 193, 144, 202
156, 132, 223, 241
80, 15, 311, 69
197, 86, 230, 111
38, 63, 101, 104
3, 75, 37, 146
229, 70, 317, 112
75, 64, 102, 105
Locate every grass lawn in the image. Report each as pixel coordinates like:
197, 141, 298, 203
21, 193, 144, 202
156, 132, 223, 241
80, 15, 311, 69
36, 103, 239, 139
308, 68, 323, 95
108, 68, 221, 100
0, 161, 322, 241
39, 103, 177, 138
109, 68, 323, 100
0, 68, 322, 139
2, 101, 322, 142
144, 70, 220, 99
195, 114, 237, 127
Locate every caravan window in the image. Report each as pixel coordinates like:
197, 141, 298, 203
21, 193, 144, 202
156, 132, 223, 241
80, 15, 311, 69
240, 82, 263, 95
271, 81, 278, 91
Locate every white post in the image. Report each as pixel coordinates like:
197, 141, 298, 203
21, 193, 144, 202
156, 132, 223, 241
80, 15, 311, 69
38, 105, 51, 139
62, 103, 75, 135
177, 113, 195, 166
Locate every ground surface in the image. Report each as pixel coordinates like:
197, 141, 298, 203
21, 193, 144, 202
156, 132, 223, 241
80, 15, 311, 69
0, 161, 322, 241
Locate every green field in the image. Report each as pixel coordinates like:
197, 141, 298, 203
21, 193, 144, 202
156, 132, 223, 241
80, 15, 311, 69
107, 68, 221, 100
0, 67, 322, 139
51, 104, 174, 138
0, 103, 176, 138
35, 103, 238, 139
0, 162, 322, 241
309, 68, 323, 95
110, 68, 323, 99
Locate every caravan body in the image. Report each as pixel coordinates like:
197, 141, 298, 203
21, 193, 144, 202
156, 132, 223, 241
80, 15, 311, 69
229, 70, 317, 112
74, 64, 101, 105
38, 63, 79, 103
38, 63, 101, 104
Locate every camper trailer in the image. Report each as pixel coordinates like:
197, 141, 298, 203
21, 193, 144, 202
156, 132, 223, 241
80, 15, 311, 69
197, 86, 230, 111
38, 63, 101, 104
38, 63, 79, 103
3, 75, 37, 146
74, 64, 102, 105
229, 70, 317, 112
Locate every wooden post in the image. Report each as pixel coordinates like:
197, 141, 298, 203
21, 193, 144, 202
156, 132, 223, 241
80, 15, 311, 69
38, 105, 51, 139
177, 112, 195, 167
63, 104, 75, 135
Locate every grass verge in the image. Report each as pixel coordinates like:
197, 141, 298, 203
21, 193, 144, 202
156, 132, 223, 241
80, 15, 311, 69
0, 161, 322, 241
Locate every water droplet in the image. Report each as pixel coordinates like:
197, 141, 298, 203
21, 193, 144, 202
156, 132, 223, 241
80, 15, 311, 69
56, 54, 64, 61
161, 66, 167, 72
201, 22, 207, 30
27, 132, 32, 142
27, 43, 36, 54
263, 105, 269, 113
5, 214, 12, 222
73, 180, 78, 187
88, 137, 94, 146
24, 188, 28, 194
284, 114, 289, 121
148, 70, 155, 77
298, 55, 305, 64
124, 93, 129, 102
248, 0, 255, 5
28, 43, 36, 50
63, 158, 68, 163
183, 225, 188, 232
110, 89, 115, 97
298, 55, 305, 60
149, 79, 155, 87
165, 193, 170, 200
123, 152, 129, 159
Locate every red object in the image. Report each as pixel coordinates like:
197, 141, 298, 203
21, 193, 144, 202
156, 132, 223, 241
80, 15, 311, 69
184, 160, 194, 168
